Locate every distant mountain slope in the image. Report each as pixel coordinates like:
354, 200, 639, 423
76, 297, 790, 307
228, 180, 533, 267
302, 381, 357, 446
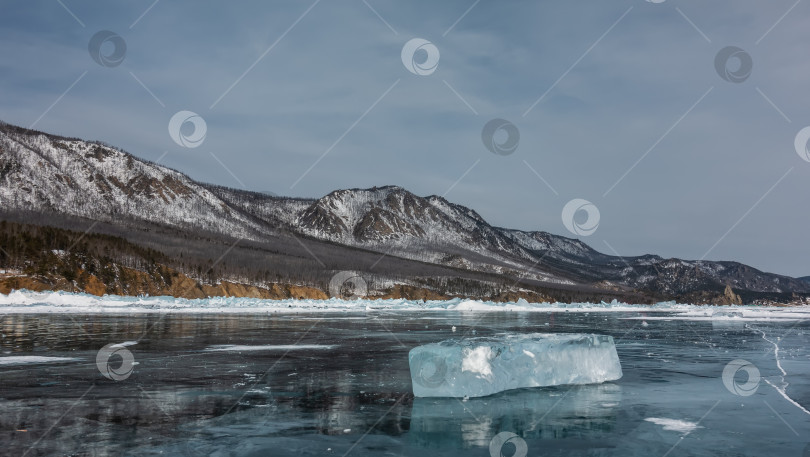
258, 186, 559, 279
1, 120, 807, 302
0, 122, 270, 239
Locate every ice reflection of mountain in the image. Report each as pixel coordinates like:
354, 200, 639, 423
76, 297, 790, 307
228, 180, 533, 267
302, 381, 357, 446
146, 384, 621, 456
409, 383, 622, 449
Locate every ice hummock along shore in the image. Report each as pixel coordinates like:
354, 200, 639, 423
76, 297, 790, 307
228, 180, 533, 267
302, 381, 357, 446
408, 333, 622, 398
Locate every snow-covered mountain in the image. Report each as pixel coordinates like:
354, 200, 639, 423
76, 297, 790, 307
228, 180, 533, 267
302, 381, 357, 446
251, 186, 560, 279
0, 122, 271, 239
1, 121, 807, 299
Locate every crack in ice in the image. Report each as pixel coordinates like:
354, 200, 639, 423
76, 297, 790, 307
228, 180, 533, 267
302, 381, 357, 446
752, 326, 810, 416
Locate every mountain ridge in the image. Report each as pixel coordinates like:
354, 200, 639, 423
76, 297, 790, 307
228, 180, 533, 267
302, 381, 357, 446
1, 120, 807, 304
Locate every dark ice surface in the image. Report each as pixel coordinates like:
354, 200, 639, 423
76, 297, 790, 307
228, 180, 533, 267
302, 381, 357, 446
1, 311, 808, 456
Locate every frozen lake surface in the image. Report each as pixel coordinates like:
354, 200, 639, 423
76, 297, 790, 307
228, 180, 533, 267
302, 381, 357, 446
1, 295, 809, 456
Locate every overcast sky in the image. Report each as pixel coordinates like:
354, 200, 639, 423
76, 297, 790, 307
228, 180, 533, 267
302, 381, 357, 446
1, 0, 809, 277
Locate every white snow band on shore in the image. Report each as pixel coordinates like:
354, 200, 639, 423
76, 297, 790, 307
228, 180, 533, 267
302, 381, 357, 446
2, 289, 809, 319
408, 333, 623, 398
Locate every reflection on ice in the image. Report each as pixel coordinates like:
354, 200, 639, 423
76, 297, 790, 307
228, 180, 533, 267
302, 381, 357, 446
409, 384, 622, 449
142, 385, 622, 456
